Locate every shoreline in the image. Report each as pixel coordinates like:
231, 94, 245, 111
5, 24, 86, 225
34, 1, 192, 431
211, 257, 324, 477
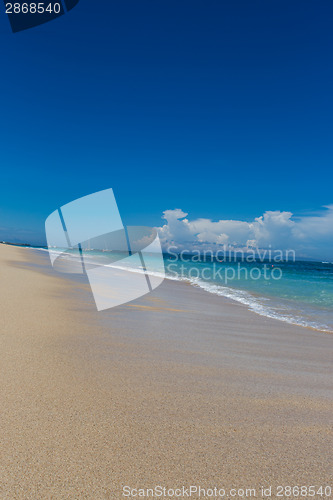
0, 244, 332, 498
22, 244, 333, 335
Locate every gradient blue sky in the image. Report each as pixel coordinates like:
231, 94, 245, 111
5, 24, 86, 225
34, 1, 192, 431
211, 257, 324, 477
0, 0, 332, 245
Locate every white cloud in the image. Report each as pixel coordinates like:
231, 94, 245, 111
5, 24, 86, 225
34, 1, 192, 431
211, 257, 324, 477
157, 205, 333, 261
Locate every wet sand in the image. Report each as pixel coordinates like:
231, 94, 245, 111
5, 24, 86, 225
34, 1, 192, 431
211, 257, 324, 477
0, 244, 332, 499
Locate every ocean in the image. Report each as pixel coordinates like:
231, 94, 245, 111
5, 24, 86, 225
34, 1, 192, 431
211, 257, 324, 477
38, 246, 333, 333
161, 254, 333, 333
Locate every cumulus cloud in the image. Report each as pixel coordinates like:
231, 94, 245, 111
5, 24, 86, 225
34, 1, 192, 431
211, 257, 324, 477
157, 205, 333, 261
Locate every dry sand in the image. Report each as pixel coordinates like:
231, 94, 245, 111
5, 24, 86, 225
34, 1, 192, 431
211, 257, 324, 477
0, 244, 332, 499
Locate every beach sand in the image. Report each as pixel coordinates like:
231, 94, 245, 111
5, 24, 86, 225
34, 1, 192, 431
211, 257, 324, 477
0, 244, 332, 499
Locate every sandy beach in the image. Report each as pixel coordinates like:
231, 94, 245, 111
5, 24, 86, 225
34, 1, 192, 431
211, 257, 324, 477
0, 244, 332, 499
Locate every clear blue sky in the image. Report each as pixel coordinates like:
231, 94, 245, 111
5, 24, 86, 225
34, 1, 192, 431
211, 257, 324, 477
0, 0, 332, 244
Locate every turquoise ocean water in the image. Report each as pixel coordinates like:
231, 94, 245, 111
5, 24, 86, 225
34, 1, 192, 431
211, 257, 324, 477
161, 254, 333, 333
39, 247, 333, 333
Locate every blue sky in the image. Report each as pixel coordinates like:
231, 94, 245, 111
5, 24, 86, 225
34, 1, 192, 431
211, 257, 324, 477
0, 0, 332, 249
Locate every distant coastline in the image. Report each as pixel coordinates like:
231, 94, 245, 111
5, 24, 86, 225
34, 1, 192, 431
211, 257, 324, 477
1, 241, 331, 265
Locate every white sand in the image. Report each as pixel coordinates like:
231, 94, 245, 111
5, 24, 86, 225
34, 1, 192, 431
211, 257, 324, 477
0, 245, 332, 499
